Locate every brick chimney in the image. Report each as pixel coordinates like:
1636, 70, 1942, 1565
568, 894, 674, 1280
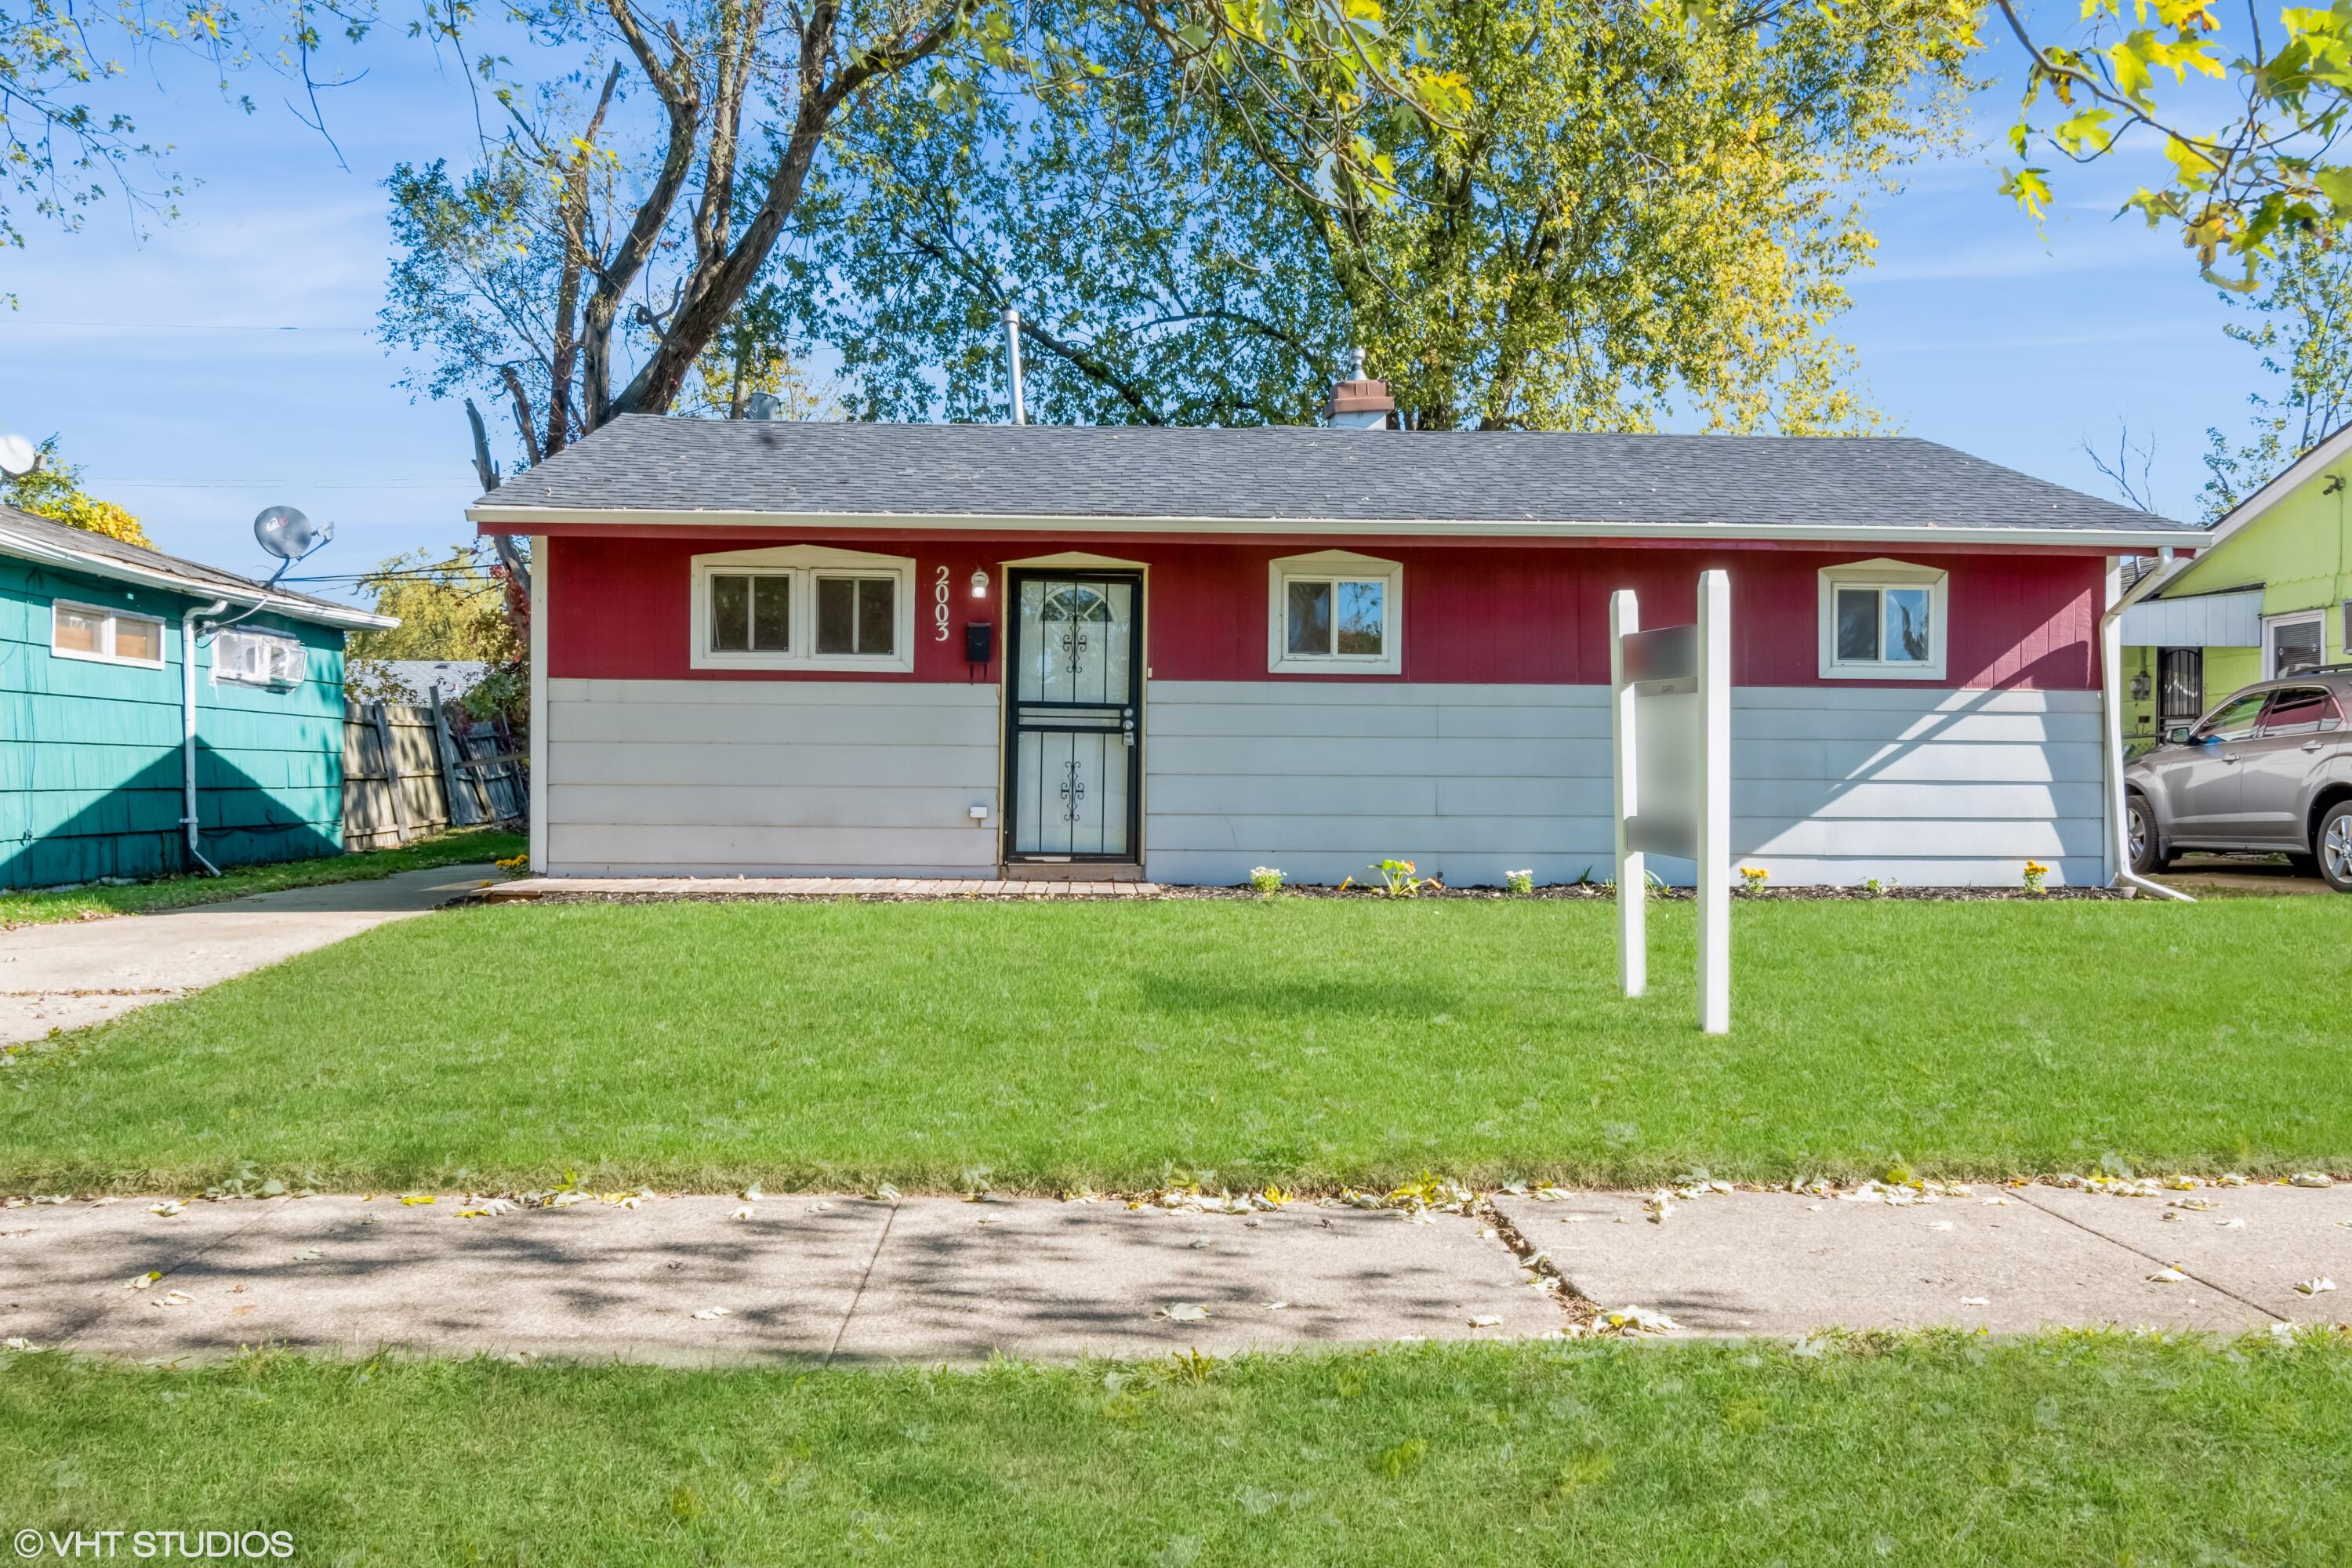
1324, 347, 1396, 430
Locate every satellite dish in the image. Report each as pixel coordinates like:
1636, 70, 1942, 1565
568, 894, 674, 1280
254, 505, 330, 561
0, 434, 36, 480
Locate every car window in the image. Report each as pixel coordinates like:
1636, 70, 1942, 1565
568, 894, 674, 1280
2260, 686, 2342, 738
2193, 693, 2268, 742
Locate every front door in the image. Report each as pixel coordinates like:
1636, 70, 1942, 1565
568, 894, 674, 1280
1004, 571, 1142, 862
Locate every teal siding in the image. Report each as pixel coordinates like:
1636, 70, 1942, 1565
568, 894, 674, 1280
1, 555, 348, 889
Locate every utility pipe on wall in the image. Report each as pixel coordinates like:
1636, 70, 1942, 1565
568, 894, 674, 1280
2100, 553, 2194, 903
180, 599, 230, 877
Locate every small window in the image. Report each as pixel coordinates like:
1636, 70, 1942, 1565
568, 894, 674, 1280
49, 600, 166, 669
2259, 686, 2341, 738
815, 575, 897, 657
213, 630, 304, 688
2264, 612, 2325, 678
708, 572, 790, 654
1268, 552, 1403, 675
1817, 561, 1947, 681
688, 546, 916, 673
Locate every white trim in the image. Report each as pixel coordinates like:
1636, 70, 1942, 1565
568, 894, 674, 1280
1, 517, 395, 630
469, 503, 2201, 552
687, 544, 916, 674
1000, 550, 1151, 570
2263, 608, 2328, 678
1817, 558, 1948, 681
529, 535, 549, 875
49, 597, 167, 670
1267, 550, 1403, 676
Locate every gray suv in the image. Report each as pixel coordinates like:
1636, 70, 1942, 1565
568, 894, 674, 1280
2126, 670, 2352, 891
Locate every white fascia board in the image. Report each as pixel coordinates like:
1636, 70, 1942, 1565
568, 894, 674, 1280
0, 521, 398, 631
468, 503, 2202, 552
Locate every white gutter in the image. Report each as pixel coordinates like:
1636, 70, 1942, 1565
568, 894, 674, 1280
2101, 553, 2195, 902
0, 518, 395, 631
466, 503, 2204, 554
180, 600, 230, 877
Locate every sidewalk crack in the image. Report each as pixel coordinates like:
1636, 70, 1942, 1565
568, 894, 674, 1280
2007, 1188, 2287, 1323
54, 1199, 292, 1349
825, 1200, 898, 1363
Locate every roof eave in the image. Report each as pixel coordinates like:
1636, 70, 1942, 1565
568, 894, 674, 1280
467, 503, 2198, 552
0, 520, 397, 631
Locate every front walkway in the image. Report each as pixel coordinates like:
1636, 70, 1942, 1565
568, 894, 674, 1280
5, 1185, 2343, 1363
0, 864, 498, 1044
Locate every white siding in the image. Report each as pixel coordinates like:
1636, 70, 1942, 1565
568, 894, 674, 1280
542, 678, 1000, 876
1142, 682, 2105, 887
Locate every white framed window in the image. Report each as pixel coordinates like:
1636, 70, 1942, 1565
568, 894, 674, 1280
2263, 609, 2326, 678
212, 629, 307, 688
1268, 550, 1403, 676
1817, 559, 1947, 681
688, 545, 916, 673
50, 599, 166, 670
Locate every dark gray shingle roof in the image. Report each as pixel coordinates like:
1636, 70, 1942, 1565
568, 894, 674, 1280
0, 504, 381, 625
475, 416, 2197, 535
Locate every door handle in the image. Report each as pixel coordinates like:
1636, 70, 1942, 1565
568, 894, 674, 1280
2303, 740, 2325, 752
2220, 753, 2241, 762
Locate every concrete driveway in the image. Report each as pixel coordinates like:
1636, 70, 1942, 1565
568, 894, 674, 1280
0, 864, 498, 1044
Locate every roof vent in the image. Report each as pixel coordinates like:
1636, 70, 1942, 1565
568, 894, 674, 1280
1325, 347, 1396, 430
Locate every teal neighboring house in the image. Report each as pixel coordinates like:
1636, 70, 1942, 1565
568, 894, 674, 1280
2, 504, 395, 889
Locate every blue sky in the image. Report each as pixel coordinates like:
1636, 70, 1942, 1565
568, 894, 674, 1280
2, 23, 2272, 606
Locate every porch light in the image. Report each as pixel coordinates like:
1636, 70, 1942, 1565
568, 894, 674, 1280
971, 568, 989, 599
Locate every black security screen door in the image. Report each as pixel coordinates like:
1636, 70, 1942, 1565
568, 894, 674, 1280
1005, 571, 1142, 862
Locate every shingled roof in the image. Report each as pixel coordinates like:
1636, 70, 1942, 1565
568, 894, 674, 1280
0, 505, 393, 630
470, 416, 2201, 543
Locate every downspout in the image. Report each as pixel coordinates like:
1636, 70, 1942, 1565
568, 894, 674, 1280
2100, 552, 2194, 902
181, 599, 230, 877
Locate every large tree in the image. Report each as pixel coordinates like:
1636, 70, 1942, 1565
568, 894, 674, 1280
1, 438, 149, 545
2201, 231, 2352, 515
793, 0, 1969, 432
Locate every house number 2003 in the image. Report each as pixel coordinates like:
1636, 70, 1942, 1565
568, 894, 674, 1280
933, 565, 952, 641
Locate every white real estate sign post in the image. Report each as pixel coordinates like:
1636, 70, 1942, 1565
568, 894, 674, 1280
1609, 569, 1731, 1034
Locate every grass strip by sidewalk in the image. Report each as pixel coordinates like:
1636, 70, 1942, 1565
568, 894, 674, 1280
5, 896, 2349, 1193
0, 826, 524, 929
4, 1335, 2350, 1566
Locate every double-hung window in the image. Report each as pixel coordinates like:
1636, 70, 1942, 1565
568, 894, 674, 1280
51, 600, 165, 669
689, 546, 915, 673
1817, 560, 1948, 681
1267, 550, 1403, 675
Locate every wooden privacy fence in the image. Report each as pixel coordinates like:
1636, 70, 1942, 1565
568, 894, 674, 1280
342, 699, 527, 850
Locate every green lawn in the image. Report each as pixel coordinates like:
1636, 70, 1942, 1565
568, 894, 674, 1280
4, 1335, 2350, 1566
0, 826, 524, 928
5, 896, 2348, 1193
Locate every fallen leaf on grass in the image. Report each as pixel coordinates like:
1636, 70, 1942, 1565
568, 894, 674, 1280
691, 1307, 731, 1320
1159, 1303, 1210, 1323
2294, 1277, 2337, 1296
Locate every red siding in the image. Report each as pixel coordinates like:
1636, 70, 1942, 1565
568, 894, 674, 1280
543, 535, 2104, 690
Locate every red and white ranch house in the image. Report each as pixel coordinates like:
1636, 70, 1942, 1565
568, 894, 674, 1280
472, 373, 2201, 888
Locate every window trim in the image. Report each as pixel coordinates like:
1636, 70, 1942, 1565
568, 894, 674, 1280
688, 545, 916, 673
1817, 559, 1948, 681
211, 627, 307, 689
1266, 550, 1403, 676
49, 598, 167, 670
2261, 608, 2327, 679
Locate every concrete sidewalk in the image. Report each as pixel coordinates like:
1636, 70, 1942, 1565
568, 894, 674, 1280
0, 864, 498, 1044
4, 1184, 2345, 1363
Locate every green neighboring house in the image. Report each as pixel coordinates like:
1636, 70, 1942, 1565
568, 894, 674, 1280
2121, 426, 2352, 746
2, 505, 394, 889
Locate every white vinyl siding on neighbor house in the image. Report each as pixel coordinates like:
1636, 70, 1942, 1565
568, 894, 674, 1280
542, 678, 999, 876
1142, 682, 2104, 888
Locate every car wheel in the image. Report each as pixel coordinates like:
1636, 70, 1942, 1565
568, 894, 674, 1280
2319, 803, 2352, 894
2126, 794, 2167, 875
